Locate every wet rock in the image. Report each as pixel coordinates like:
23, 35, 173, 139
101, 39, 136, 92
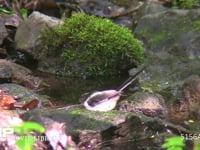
134, 8, 200, 92
167, 101, 190, 124
79, 0, 143, 29
138, 1, 167, 15
25, 0, 81, 18
22, 107, 128, 136
0, 64, 12, 82
182, 75, 200, 116
158, 83, 189, 124
21, 105, 190, 149
166, 75, 200, 131
164, 75, 200, 124
78, 130, 101, 150
80, 0, 142, 18
113, 16, 134, 29
0, 83, 50, 105
0, 17, 8, 45
0, 59, 42, 89
135, 9, 200, 57
119, 92, 167, 118
15, 11, 61, 51
3, 14, 21, 28
0, 13, 21, 48
80, 0, 118, 17
0, 48, 7, 58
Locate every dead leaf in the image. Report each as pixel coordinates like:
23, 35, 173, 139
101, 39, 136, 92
20, 98, 40, 110
0, 89, 16, 110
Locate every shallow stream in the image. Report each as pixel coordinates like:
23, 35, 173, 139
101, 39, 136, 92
35, 72, 131, 107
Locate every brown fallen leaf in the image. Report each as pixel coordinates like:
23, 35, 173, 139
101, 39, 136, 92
0, 89, 16, 110
0, 89, 40, 110
14, 98, 40, 110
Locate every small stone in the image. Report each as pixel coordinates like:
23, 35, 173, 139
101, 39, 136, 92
182, 75, 200, 115
119, 91, 167, 118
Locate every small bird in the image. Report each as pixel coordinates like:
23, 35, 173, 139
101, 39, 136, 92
83, 66, 145, 112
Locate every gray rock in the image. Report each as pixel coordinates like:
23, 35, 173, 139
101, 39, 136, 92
119, 92, 167, 118
0, 64, 12, 79
21, 105, 190, 149
15, 11, 61, 51
182, 75, 200, 114
0, 18, 8, 45
0, 59, 42, 89
22, 106, 127, 135
80, 0, 143, 29
134, 8, 200, 92
139, 1, 167, 15
0, 83, 49, 105
166, 75, 200, 125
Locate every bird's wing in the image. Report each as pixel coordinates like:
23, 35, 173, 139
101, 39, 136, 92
86, 90, 120, 107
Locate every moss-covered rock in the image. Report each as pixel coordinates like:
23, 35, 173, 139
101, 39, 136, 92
0, 83, 50, 105
21, 105, 192, 149
134, 8, 200, 93
39, 13, 144, 77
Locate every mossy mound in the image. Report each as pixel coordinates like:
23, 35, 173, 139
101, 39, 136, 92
40, 13, 144, 77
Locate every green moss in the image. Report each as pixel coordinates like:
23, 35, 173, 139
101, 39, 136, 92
137, 16, 200, 45
172, 0, 198, 9
141, 86, 153, 93
70, 108, 117, 117
68, 109, 121, 129
136, 29, 151, 37
176, 18, 200, 31
192, 20, 200, 30
40, 13, 144, 77
69, 109, 82, 115
150, 31, 171, 45
137, 29, 171, 45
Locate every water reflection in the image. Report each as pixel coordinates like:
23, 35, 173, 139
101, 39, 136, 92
35, 72, 128, 106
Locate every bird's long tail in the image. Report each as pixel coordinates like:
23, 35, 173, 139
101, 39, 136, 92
117, 65, 146, 92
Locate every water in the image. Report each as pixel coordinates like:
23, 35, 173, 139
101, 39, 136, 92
35, 72, 128, 106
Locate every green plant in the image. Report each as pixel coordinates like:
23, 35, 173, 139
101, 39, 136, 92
193, 139, 200, 150
172, 0, 198, 9
162, 136, 185, 150
13, 122, 45, 150
0, 7, 15, 14
19, 8, 28, 20
0, 6, 27, 19
40, 13, 144, 77
192, 20, 200, 31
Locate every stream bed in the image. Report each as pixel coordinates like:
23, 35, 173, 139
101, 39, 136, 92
35, 72, 130, 106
